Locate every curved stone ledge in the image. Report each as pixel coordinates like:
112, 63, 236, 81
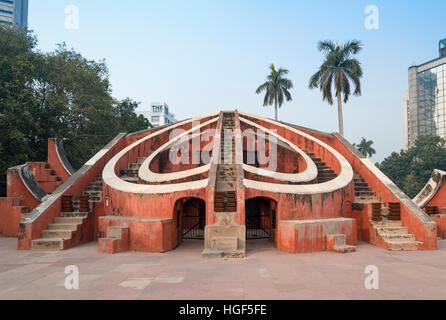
413, 169, 446, 208
238, 112, 353, 195
239, 116, 317, 183
54, 138, 75, 175
12, 164, 47, 202
138, 117, 218, 183
103, 112, 219, 194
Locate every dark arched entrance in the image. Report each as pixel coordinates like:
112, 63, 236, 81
245, 197, 276, 240
181, 198, 206, 240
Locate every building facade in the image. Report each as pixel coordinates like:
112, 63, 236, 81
403, 91, 410, 149
406, 39, 446, 148
139, 102, 176, 127
0, 0, 28, 28
0, 111, 438, 255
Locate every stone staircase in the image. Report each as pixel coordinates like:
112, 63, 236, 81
353, 172, 380, 203
214, 113, 237, 213
43, 163, 63, 189
98, 225, 129, 254
31, 175, 103, 250
306, 153, 337, 183
119, 157, 147, 183
9, 197, 30, 215
326, 234, 356, 253
372, 220, 422, 251
351, 172, 422, 251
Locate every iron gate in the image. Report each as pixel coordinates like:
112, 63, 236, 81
182, 200, 205, 239
246, 198, 271, 240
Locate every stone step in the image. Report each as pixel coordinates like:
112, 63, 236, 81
128, 163, 140, 170
379, 233, 416, 241
82, 190, 101, 196
330, 234, 346, 246
319, 173, 335, 177
55, 216, 86, 224
355, 186, 372, 191
375, 226, 408, 234
61, 212, 88, 218
354, 197, 382, 203
15, 206, 30, 213
386, 240, 422, 251
121, 176, 138, 183
372, 220, 403, 227
48, 223, 79, 231
32, 238, 64, 250
42, 229, 73, 239
120, 170, 138, 177
137, 157, 147, 164
334, 244, 356, 253
318, 178, 336, 183
108, 226, 128, 238
354, 182, 368, 187
355, 192, 376, 197
85, 186, 102, 191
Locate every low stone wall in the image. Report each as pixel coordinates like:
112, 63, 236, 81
98, 216, 176, 252
277, 218, 357, 253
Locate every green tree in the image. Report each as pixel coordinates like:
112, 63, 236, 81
255, 64, 293, 121
114, 98, 151, 133
0, 26, 38, 196
377, 135, 446, 198
353, 137, 376, 158
0, 27, 151, 195
309, 40, 363, 136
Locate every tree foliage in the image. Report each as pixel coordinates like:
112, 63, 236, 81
353, 137, 376, 158
309, 40, 363, 135
377, 135, 446, 198
255, 64, 293, 121
0, 27, 151, 195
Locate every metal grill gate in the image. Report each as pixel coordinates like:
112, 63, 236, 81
182, 199, 205, 240
246, 198, 271, 240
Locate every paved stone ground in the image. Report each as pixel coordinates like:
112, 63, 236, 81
0, 236, 446, 300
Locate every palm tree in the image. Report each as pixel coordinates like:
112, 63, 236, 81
354, 137, 376, 158
256, 64, 293, 121
309, 40, 363, 136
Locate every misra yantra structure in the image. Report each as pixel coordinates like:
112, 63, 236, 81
1, 111, 444, 256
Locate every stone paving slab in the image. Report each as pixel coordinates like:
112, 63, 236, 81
0, 236, 446, 300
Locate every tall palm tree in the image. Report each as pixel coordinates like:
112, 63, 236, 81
256, 64, 293, 121
354, 137, 376, 158
309, 40, 363, 136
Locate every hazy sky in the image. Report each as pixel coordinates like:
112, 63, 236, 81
28, 0, 446, 162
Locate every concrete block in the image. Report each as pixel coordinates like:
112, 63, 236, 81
211, 236, 237, 251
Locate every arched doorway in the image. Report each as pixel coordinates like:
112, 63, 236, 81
245, 197, 276, 241
181, 198, 206, 240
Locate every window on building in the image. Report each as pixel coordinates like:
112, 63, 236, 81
0, 9, 13, 15
151, 116, 160, 123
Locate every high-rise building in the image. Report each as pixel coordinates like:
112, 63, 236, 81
0, 0, 28, 28
403, 91, 410, 149
139, 102, 177, 127
405, 39, 446, 148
